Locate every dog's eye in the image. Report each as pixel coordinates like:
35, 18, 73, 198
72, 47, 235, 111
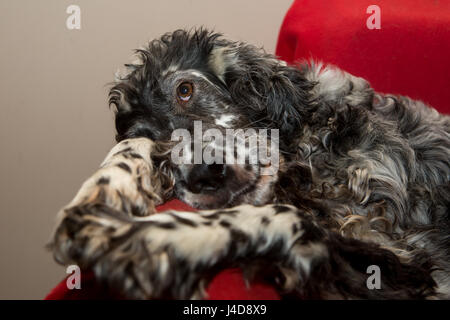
177, 82, 193, 103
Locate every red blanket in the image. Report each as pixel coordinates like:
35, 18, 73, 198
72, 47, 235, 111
276, 0, 450, 115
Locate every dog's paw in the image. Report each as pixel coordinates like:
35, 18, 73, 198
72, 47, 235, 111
49, 138, 167, 266
92, 210, 217, 299
68, 138, 162, 217
90, 204, 314, 300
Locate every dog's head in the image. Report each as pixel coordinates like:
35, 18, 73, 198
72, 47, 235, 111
109, 29, 312, 209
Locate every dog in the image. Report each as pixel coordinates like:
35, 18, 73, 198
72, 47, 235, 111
50, 29, 450, 299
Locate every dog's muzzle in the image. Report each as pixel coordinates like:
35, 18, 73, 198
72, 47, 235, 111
185, 164, 227, 194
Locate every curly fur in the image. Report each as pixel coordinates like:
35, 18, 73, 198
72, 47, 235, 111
49, 29, 449, 299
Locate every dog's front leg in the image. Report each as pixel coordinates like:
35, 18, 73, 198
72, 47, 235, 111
49, 137, 172, 267
79, 204, 435, 299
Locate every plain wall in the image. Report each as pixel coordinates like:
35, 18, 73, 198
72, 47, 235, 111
0, 0, 293, 299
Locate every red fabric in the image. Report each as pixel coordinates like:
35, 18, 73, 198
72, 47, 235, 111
45, 199, 280, 300
276, 0, 450, 114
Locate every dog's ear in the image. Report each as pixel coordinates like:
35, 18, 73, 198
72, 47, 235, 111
208, 44, 313, 137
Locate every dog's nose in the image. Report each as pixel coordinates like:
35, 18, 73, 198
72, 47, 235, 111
186, 164, 226, 194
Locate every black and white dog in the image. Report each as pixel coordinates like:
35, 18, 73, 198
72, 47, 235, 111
50, 29, 450, 299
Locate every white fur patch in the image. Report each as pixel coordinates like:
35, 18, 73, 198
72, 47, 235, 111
305, 62, 369, 103
215, 114, 236, 128
190, 71, 211, 82
208, 47, 238, 83
162, 64, 180, 76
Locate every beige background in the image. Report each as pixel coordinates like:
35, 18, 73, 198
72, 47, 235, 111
0, 0, 293, 299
